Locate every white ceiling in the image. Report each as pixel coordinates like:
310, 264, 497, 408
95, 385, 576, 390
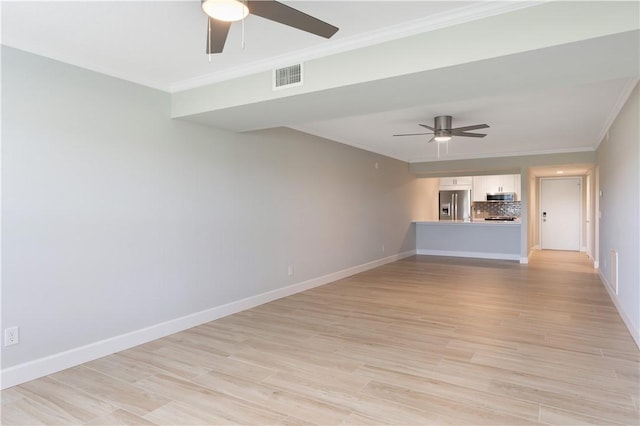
2, 1, 639, 167
2, 0, 493, 91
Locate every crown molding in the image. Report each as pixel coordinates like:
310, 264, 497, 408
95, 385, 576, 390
595, 77, 639, 147
407, 147, 596, 164
169, 1, 546, 93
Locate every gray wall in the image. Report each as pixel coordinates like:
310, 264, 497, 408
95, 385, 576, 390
596, 82, 639, 343
1, 47, 418, 370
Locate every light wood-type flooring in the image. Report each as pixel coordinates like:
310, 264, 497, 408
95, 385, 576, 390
2, 251, 639, 425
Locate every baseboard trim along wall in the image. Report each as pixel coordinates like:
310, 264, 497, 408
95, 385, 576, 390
598, 270, 640, 350
416, 249, 521, 262
0, 250, 416, 390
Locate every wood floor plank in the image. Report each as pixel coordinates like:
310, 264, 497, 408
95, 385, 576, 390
354, 364, 540, 422
83, 353, 167, 384
190, 370, 350, 424
361, 380, 539, 425
135, 374, 287, 425
539, 404, 626, 426
437, 357, 636, 411
1, 397, 79, 425
142, 401, 234, 425
116, 344, 213, 379
9, 376, 116, 423
489, 379, 639, 425
0, 387, 24, 405
48, 366, 170, 417
261, 375, 442, 425
85, 409, 156, 425
3, 251, 638, 425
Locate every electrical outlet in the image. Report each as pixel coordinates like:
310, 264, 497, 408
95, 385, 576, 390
4, 326, 19, 346
381, 244, 385, 252
287, 265, 294, 276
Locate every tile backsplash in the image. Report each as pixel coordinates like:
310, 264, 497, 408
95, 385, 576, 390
473, 201, 521, 218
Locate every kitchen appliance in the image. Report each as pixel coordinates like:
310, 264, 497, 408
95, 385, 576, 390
484, 216, 517, 221
486, 192, 517, 201
439, 190, 471, 221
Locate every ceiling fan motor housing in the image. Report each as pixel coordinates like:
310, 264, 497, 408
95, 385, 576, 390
434, 115, 452, 137
434, 115, 452, 131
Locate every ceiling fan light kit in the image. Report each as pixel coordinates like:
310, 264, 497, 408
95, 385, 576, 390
202, 0, 249, 22
434, 135, 452, 142
201, 0, 339, 55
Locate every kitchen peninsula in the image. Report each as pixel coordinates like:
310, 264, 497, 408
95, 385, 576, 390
414, 220, 521, 261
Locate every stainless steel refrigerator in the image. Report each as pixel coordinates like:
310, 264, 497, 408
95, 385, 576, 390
439, 190, 471, 221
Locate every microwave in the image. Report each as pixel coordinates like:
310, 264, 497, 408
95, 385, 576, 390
486, 192, 517, 201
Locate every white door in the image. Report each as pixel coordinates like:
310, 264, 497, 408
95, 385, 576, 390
540, 178, 581, 250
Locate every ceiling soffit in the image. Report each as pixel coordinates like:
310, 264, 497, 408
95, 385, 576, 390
171, 1, 640, 126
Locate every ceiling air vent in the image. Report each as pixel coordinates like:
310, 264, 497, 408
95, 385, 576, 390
273, 63, 303, 90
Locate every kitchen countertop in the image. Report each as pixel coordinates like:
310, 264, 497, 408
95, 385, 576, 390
413, 219, 521, 225
414, 219, 521, 225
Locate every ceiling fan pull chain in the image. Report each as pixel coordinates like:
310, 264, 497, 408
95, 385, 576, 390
241, 18, 245, 49
241, 0, 246, 50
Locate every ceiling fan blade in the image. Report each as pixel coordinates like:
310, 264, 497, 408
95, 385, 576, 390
206, 17, 232, 54
418, 124, 435, 131
393, 132, 434, 137
451, 124, 489, 133
453, 132, 487, 138
427, 136, 436, 143
247, 0, 339, 38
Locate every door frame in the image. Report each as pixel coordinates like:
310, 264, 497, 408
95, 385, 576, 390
539, 176, 583, 251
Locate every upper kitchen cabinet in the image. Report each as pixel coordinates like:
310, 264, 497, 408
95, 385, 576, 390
472, 176, 486, 201
473, 174, 521, 200
439, 176, 472, 190
512, 174, 521, 198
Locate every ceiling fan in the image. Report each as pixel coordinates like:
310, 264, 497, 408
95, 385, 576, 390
393, 116, 489, 143
201, 0, 339, 54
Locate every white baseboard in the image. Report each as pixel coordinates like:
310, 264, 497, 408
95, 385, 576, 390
0, 250, 415, 390
416, 249, 520, 262
598, 270, 640, 349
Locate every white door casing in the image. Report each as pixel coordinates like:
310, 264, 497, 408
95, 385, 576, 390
540, 177, 582, 251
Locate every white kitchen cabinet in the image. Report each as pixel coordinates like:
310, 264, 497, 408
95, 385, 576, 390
485, 175, 507, 193
439, 176, 472, 190
472, 176, 486, 201
473, 174, 521, 200
513, 174, 521, 199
